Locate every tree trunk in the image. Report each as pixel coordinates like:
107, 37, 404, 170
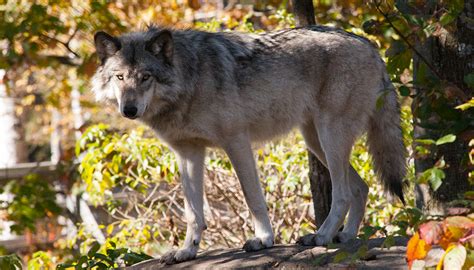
308, 152, 332, 228
290, 0, 332, 228
292, 0, 316, 26
414, 2, 473, 214
0, 70, 28, 167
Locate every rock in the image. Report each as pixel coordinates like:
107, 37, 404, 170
126, 237, 409, 269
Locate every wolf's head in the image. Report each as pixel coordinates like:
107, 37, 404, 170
91, 29, 175, 119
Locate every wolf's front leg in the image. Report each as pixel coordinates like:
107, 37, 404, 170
223, 133, 274, 252
160, 144, 206, 265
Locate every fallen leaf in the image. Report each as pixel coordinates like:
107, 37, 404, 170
424, 247, 445, 267
439, 216, 474, 249
445, 216, 474, 229
419, 221, 443, 245
443, 244, 466, 270
411, 259, 425, 270
407, 232, 431, 268
446, 207, 471, 216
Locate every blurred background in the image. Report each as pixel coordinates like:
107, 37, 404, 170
0, 0, 472, 268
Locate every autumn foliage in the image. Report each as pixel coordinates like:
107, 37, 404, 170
407, 215, 474, 269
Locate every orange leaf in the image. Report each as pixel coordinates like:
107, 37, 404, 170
439, 216, 474, 249
407, 232, 432, 267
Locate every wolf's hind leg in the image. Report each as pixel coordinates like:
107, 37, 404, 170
299, 120, 368, 245
298, 119, 354, 246
223, 133, 274, 252
299, 121, 328, 166
160, 144, 206, 264
335, 169, 368, 243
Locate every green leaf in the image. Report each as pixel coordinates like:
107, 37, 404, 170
359, 225, 381, 241
57, 263, 74, 270
446, 0, 464, 17
355, 245, 369, 259
399, 86, 410, 96
0, 254, 22, 270
332, 251, 350, 263
386, 41, 407, 57
440, 12, 456, 26
123, 252, 153, 266
76, 256, 88, 270
312, 254, 328, 266
387, 49, 412, 75
382, 235, 395, 249
88, 242, 101, 257
107, 248, 127, 260
429, 174, 443, 191
465, 249, 474, 269
395, 0, 416, 15
90, 261, 109, 269
92, 253, 113, 264
419, 167, 445, 191
56, 265, 67, 270
415, 139, 436, 145
427, 168, 445, 191
464, 73, 474, 88
362, 19, 377, 34
435, 134, 456, 145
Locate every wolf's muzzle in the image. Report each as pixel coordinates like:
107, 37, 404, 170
123, 105, 138, 119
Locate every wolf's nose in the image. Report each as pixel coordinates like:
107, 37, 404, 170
123, 105, 138, 118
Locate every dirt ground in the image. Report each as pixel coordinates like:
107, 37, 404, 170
127, 237, 408, 269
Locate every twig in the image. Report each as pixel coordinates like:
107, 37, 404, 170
40, 33, 80, 58
66, 28, 79, 46
289, 204, 309, 241
373, 1, 444, 81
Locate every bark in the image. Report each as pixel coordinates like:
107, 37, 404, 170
308, 153, 332, 228
290, 0, 331, 228
0, 71, 28, 166
414, 2, 473, 214
292, 0, 316, 26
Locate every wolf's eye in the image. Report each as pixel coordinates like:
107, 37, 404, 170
142, 74, 150, 81
116, 75, 124, 80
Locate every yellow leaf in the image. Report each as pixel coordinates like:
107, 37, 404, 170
106, 224, 114, 235
143, 228, 151, 239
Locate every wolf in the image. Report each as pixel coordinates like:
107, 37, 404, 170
92, 25, 406, 264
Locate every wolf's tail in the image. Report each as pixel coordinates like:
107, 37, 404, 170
367, 71, 406, 204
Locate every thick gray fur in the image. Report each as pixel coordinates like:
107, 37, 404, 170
92, 25, 406, 264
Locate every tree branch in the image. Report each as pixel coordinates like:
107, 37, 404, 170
373, 1, 444, 81
40, 33, 80, 59
43, 54, 81, 66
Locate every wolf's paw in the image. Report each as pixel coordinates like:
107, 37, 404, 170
297, 233, 329, 246
159, 248, 197, 265
333, 232, 356, 244
243, 237, 273, 252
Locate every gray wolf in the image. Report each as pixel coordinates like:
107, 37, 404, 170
92, 25, 406, 264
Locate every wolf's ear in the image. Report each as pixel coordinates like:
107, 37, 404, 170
94, 31, 121, 64
145, 30, 173, 63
